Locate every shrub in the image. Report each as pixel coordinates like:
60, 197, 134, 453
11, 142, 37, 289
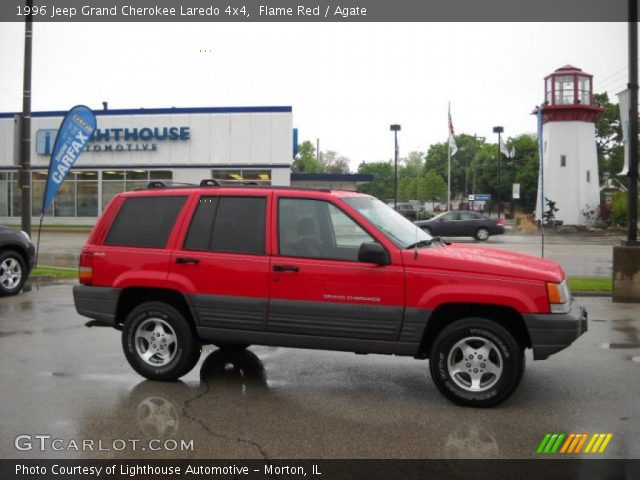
611, 192, 640, 226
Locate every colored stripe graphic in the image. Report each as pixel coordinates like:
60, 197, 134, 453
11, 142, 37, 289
538, 433, 613, 454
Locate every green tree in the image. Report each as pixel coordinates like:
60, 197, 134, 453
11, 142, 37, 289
422, 170, 447, 209
424, 134, 477, 202
506, 134, 540, 213
357, 161, 394, 200
319, 150, 351, 173
292, 140, 320, 173
594, 92, 624, 180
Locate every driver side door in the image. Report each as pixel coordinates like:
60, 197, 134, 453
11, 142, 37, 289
268, 195, 405, 342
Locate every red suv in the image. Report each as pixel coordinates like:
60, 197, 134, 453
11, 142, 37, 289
74, 182, 587, 407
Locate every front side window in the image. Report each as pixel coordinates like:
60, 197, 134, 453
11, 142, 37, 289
278, 198, 373, 261
183, 196, 266, 255
105, 196, 186, 248
343, 196, 430, 248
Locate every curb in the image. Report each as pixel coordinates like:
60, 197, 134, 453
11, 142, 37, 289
572, 291, 612, 298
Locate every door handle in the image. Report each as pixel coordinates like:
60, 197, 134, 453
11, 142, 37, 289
273, 264, 299, 272
176, 257, 200, 265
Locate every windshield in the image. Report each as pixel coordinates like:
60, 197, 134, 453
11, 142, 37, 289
344, 196, 432, 248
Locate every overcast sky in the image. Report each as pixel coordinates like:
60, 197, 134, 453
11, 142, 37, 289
0, 22, 629, 168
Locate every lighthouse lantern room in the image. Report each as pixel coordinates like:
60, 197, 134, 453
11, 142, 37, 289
536, 65, 604, 226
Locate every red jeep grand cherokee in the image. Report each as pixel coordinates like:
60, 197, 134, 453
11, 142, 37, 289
73, 182, 587, 407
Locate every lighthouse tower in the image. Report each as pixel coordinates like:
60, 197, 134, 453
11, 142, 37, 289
536, 65, 604, 226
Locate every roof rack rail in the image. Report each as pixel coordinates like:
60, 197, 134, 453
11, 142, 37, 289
200, 179, 221, 186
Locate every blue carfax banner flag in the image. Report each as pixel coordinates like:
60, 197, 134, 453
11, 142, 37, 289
41, 105, 97, 216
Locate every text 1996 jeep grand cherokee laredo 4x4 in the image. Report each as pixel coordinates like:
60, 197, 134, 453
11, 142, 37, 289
73, 182, 587, 407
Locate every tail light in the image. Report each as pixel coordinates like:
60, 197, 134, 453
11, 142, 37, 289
79, 251, 94, 285
497, 219, 505, 225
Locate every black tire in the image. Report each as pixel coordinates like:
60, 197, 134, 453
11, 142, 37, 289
429, 318, 524, 407
475, 227, 490, 241
214, 342, 251, 352
122, 301, 201, 381
0, 249, 28, 297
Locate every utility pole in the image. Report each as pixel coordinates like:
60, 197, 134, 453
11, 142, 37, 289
626, 0, 638, 245
20, 0, 33, 235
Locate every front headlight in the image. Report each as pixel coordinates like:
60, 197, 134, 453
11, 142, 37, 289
547, 280, 571, 314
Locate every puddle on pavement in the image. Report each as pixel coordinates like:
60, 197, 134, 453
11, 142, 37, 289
0, 330, 34, 337
600, 342, 640, 349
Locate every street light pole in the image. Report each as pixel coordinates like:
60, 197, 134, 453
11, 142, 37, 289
471, 135, 485, 211
493, 126, 504, 219
390, 124, 401, 209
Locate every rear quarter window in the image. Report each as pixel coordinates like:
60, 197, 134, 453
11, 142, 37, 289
104, 196, 186, 248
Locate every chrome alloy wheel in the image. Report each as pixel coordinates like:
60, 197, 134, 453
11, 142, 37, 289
446, 336, 503, 392
0, 257, 22, 290
134, 318, 178, 367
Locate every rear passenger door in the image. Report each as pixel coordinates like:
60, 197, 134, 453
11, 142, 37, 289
169, 193, 271, 332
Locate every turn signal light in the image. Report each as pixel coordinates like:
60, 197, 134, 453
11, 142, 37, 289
546, 280, 571, 313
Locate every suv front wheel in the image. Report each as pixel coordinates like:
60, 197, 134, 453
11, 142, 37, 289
122, 302, 201, 381
429, 318, 524, 407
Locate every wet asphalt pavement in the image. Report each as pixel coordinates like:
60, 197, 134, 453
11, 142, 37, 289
0, 282, 638, 460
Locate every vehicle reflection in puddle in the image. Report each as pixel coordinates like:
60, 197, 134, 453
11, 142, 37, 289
131, 349, 268, 439
137, 396, 179, 438
442, 423, 500, 458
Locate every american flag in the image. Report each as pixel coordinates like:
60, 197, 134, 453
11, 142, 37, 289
448, 104, 458, 156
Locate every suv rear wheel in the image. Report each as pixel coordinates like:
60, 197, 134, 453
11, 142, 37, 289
428, 318, 524, 407
122, 302, 201, 381
0, 250, 27, 297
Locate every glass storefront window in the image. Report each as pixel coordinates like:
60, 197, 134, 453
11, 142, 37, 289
54, 181, 75, 217
211, 169, 271, 185
0, 172, 9, 217
0, 169, 173, 218
150, 170, 172, 180
11, 173, 21, 217
76, 171, 98, 217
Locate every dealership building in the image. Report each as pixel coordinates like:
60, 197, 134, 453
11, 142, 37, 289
0, 106, 294, 224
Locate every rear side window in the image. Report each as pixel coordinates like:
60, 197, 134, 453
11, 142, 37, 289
183, 196, 266, 255
105, 196, 186, 248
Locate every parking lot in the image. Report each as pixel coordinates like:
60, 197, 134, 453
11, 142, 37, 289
1, 282, 638, 459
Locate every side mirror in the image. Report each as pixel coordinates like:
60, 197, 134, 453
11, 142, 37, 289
358, 242, 390, 266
